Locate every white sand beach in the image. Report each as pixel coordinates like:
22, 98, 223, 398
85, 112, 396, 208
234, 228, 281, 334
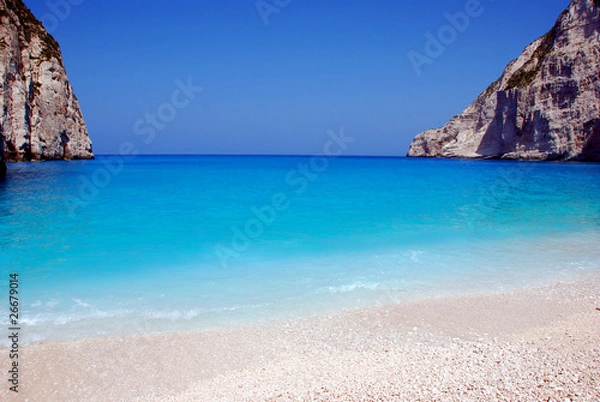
3, 274, 599, 402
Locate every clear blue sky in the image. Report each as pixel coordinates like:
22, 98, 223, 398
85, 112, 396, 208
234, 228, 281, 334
25, 0, 569, 156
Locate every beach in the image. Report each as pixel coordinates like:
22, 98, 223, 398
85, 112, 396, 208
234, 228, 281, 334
2, 0, 600, 401
3, 273, 599, 402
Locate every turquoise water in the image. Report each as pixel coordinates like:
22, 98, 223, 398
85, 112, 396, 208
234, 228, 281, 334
1, 156, 600, 345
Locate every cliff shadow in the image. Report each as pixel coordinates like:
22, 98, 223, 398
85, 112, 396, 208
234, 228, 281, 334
476, 91, 518, 158
476, 90, 556, 159
580, 118, 600, 161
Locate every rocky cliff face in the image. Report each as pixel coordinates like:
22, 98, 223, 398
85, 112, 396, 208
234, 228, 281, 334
0, 0, 93, 177
408, 0, 600, 162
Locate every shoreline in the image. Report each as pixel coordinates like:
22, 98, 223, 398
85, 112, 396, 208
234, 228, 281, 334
2, 274, 599, 401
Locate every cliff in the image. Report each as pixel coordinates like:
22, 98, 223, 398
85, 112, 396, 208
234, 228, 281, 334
407, 0, 600, 162
0, 0, 93, 177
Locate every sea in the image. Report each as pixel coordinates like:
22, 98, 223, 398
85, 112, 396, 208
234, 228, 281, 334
1, 155, 599, 346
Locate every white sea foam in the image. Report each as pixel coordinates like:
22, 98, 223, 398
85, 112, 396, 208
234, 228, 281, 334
324, 281, 381, 294
142, 309, 202, 321
72, 298, 93, 308
19, 308, 134, 327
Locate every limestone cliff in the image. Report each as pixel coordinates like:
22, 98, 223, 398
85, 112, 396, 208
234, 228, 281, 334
407, 0, 600, 161
0, 0, 93, 177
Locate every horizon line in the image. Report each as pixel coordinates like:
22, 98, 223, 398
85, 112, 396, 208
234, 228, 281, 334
92, 154, 408, 159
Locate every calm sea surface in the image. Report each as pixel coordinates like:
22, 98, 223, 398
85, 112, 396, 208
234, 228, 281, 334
1, 156, 599, 344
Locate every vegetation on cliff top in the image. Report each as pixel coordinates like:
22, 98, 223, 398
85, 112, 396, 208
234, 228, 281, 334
3, 0, 64, 66
505, 25, 558, 90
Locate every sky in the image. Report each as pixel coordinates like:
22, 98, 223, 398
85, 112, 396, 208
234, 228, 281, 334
24, 0, 570, 156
